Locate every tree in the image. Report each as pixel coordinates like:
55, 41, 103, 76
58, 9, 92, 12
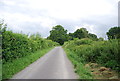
68, 33, 74, 40
98, 37, 104, 41
107, 27, 120, 39
0, 19, 7, 34
47, 25, 68, 45
68, 28, 98, 40
88, 33, 98, 40
73, 28, 89, 39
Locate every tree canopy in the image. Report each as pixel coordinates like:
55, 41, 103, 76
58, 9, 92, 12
106, 27, 120, 39
68, 28, 98, 40
47, 25, 68, 45
88, 33, 98, 41
73, 28, 89, 39
47, 25, 98, 45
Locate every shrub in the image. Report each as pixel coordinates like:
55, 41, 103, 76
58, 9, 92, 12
2, 28, 58, 63
63, 38, 119, 71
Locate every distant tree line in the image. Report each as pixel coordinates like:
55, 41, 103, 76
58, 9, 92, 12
47, 25, 120, 45
68, 28, 97, 41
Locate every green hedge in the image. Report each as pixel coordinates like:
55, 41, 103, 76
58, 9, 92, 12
2, 30, 58, 63
63, 38, 119, 71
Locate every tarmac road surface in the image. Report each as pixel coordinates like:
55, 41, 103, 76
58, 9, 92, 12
12, 46, 78, 79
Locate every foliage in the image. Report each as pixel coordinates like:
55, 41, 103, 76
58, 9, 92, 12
88, 33, 98, 41
0, 20, 7, 33
64, 48, 93, 79
73, 28, 89, 39
47, 26, 98, 45
68, 28, 98, 41
0, 61, 1, 80
0, 20, 4, 80
63, 38, 119, 78
1, 22, 59, 63
107, 27, 120, 39
98, 37, 104, 41
1, 20, 59, 79
47, 25, 68, 45
68, 33, 74, 40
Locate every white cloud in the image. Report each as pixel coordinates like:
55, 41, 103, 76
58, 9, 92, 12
74, 24, 96, 34
2, 0, 16, 6
0, 0, 119, 37
2, 12, 56, 29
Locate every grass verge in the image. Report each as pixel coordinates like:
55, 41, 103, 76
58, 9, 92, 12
0, 60, 2, 81
64, 48, 93, 79
2, 47, 54, 79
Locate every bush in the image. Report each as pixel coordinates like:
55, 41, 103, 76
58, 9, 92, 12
1, 27, 59, 63
63, 38, 119, 71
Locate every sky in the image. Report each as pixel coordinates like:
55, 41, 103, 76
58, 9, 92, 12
0, 0, 119, 38
118, 1, 120, 27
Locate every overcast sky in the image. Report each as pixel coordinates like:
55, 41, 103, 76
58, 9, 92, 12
0, 0, 119, 38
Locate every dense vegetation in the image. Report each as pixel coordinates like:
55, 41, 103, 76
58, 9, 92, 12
47, 25, 120, 78
47, 25, 98, 45
107, 27, 120, 39
63, 26, 120, 79
47, 25, 68, 45
68, 28, 98, 41
1, 27, 58, 63
1, 18, 120, 79
64, 38, 119, 70
1, 20, 59, 79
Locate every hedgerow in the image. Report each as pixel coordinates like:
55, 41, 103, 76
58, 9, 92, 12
63, 38, 119, 78
1, 23, 58, 64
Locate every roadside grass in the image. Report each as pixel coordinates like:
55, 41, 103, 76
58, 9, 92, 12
2, 47, 54, 79
64, 48, 93, 79
0, 60, 2, 80
63, 38, 119, 79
